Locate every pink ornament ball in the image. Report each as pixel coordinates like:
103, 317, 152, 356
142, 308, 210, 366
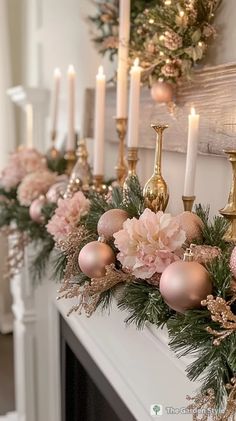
78, 241, 116, 278
160, 260, 212, 313
46, 181, 68, 203
151, 81, 174, 104
29, 196, 47, 223
97, 209, 129, 241
174, 211, 203, 243
230, 246, 236, 278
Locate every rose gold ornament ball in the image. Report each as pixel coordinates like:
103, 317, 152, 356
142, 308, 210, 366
78, 241, 116, 278
46, 181, 68, 203
151, 81, 174, 104
29, 196, 47, 223
159, 260, 212, 313
97, 209, 129, 241
175, 211, 203, 243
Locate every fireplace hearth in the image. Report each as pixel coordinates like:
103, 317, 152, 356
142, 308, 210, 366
60, 316, 136, 421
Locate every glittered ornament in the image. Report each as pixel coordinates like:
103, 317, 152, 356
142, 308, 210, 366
190, 244, 221, 266
97, 209, 129, 241
151, 81, 174, 104
230, 246, 236, 278
46, 180, 68, 203
159, 248, 212, 313
29, 196, 47, 223
78, 240, 116, 278
174, 211, 203, 243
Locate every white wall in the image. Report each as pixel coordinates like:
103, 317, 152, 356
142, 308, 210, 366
13, 0, 234, 216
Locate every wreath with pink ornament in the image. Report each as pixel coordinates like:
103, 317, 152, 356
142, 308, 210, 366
90, 0, 222, 102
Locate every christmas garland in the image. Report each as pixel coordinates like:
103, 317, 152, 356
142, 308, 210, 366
1, 148, 236, 418
51, 179, 236, 419
90, 0, 222, 88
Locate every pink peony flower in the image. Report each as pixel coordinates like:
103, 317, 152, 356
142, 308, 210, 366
17, 169, 57, 206
0, 147, 46, 190
46, 191, 90, 241
114, 209, 186, 280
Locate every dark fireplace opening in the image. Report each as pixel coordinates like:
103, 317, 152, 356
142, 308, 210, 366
60, 315, 136, 421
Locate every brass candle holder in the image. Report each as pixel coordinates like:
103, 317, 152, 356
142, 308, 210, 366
92, 175, 108, 195
64, 149, 77, 175
182, 195, 196, 212
114, 117, 128, 186
219, 150, 236, 242
143, 124, 169, 212
123, 147, 139, 197
47, 130, 61, 160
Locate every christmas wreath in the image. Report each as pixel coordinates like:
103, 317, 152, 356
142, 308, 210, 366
90, 0, 222, 90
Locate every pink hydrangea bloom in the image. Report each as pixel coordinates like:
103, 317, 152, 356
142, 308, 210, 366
0, 148, 46, 190
46, 191, 90, 241
114, 209, 186, 280
17, 169, 57, 206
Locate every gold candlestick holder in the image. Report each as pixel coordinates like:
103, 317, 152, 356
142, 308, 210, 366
182, 195, 196, 212
64, 149, 77, 176
143, 124, 169, 212
219, 150, 236, 242
92, 175, 108, 195
123, 147, 139, 197
47, 130, 61, 160
114, 117, 128, 186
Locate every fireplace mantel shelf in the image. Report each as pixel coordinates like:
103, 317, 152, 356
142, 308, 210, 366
55, 295, 197, 421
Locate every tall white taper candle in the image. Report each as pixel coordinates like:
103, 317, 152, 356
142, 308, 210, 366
127, 58, 141, 148
67, 65, 76, 151
94, 66, 106, 175
116, 0, 130, 118
184, 107, 200, 196
25, 103, 33, 148
51, 67, 61, 135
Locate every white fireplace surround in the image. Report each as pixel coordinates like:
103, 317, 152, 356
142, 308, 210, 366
7, 246, 198, 421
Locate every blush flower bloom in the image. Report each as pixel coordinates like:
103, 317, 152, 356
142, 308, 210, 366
114, 209, 186, 280
0, 147, 46, 190
46, 191, 90, 242
17, 169, 57, 206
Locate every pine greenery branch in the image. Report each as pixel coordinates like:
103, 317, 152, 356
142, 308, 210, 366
46, 156, 67, 174
118, 282, 173, 329
0, 187, 17, 200
51, 250, 68, 282
195, 204, 230, 251
207, 252, 233, 298
122, 177, 145, 218
30, 236, 55, 284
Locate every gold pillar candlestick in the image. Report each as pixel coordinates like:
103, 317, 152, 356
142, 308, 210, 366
143, 124, 169, 212
92, 175, 108, 195
47, 130, 61, 160
182, 195, 196, 212
219, 150, 236, 242
123, 147, 139, 195
114, 117, 128, 186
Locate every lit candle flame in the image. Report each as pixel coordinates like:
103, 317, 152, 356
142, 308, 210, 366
134, 57, 140, 67
54, 68, 61, 78
68, 64, 75, 75
98, 65, 104, 76
191, 107, 196, 116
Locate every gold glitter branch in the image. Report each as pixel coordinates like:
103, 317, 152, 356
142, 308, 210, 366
201, 295, 236, 346
186, 377, 236, 421
58, 264, 135, 317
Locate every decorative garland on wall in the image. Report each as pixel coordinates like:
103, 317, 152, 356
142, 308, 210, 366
90, 0, 222, 97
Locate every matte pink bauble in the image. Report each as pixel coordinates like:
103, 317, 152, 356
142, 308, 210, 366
97, 209, 129, 240
151, 81, 174, 104
78, 241, 116, 278
174, 211, 203, 243
29, 196, 47, 223
230, 246, 236, 278
46, 181, 68, 203
159, 260, 212, 313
